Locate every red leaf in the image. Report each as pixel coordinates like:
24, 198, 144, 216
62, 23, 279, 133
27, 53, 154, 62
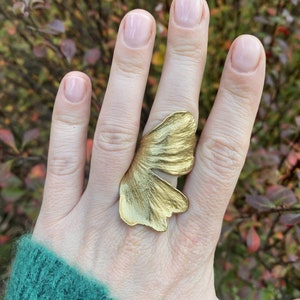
0, 129, 18, 152
277, 26, 290, 36
60, 39, 76, 63
267, 7, 276, 16
280, 213, 300, 226
84, 48, 101, 65
0, 235, 10, 245
25, 163, 46, 188
246, 226, 260, 253
22, 128, 39, 147
287, 150, 299, 167
224, 205, 239, 222
29, 164, 46, 179
246, 194, 275, 211
86, 139, 93, 162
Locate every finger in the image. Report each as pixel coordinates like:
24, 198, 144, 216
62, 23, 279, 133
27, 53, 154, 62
87, 10, 156, 207
40, 71, 92, 220
179, 35, 266, 245
143, 0, 209, 134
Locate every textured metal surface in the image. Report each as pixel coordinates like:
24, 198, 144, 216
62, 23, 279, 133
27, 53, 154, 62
119, 112, 197, 232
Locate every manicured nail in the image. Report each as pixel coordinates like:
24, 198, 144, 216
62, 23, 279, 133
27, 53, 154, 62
174, 0, 203, 28
123, 12, 152, 48
64, 76, 86, 103
231, 35, 261, 73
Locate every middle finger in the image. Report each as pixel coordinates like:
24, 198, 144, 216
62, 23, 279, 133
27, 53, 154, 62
144, 0, 209, 134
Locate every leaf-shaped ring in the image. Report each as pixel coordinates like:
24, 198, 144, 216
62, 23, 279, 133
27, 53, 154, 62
119, 111, 197, 232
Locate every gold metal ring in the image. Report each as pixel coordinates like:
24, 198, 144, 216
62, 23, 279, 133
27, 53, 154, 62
119, 111, 197, 232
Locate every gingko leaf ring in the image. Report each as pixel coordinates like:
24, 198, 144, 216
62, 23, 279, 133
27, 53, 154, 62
119, 111, 197, 232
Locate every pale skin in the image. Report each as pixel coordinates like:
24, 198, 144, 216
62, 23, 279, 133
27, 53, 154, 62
32, 0, 266, 299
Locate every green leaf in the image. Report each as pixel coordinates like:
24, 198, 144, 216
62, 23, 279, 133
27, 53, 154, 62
1, 187, 25, 202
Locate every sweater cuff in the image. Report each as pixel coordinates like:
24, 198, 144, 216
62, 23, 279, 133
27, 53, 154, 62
5, 235, 114, 300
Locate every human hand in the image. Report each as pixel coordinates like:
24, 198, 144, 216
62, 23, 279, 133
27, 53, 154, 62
32, 0, 265, 298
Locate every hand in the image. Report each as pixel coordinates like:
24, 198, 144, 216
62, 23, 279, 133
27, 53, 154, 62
32, 0, 265, 298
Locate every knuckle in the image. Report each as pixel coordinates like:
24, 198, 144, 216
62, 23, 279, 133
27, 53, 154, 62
94, 122, 137, 153
48, 154, 80, 176
171, 225, 213, 267
221, 86, 254, 110
114, 54, 145, 78
175, 227, 203, 255
169, 42, 202, 64
54, 112, 84, 126
201, 134, 247, 176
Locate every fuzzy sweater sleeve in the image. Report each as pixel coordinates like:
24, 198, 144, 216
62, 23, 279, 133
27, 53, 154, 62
5, 236, 114, 300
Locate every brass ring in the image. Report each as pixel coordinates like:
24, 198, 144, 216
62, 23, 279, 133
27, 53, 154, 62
119, 112, 197, 232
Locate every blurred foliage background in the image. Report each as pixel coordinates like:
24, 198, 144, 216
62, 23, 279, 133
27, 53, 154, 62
0, 0, 300, 299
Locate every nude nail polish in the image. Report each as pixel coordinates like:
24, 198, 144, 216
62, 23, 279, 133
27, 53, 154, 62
123, 12, 152, 48
174, 0, 203, 28
64, 76, 86, 103
231, 35, 261, 73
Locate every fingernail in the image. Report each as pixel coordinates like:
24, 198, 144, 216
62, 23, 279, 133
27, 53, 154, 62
64, 76, 86, 103
231, 36, 261, 73
174, 0, 203, 28
123, 12, 152, 48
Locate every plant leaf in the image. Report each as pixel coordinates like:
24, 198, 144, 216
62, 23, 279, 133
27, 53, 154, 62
0, 235, 10, 246
12, 2, 28, 16
30, 0, 46, 9
0, 161, 14, 188
0, 129, 18, 153
1, 187, 25, 202
60, 39, 76, 63
246, 226, 260, 253
280, 213, 300, 226
22, 128, 39, 147
246, 194, 275, 211
25, 163, 46, 189
47, 19, 65, 34
33, 45, 47, 58
86, 138, 93, 162
84, 48, 101, 65
295, 225, 300, 242
119, 112, 196, 231
266, 185, 297, 207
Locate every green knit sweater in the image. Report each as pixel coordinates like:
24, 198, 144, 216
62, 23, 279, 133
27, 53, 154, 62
5, 236, 114, 300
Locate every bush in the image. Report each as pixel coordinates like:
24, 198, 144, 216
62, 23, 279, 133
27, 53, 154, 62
0, 0, 300, 299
